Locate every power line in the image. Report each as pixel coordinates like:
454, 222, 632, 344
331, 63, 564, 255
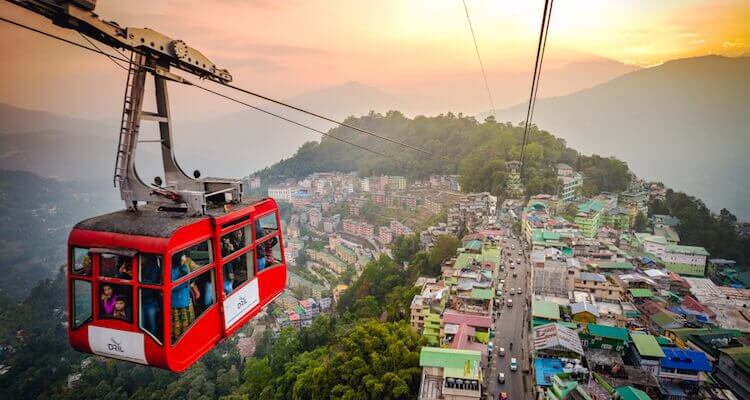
519, 0, 553, 171
462, 0, 496, 115
220, 81, 448, 160
0, 16, 409, 165
0, 16, 132, 64
191, 83, 405, 165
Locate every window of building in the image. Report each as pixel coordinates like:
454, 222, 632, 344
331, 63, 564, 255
220, 227, 251, 257
72, 280, 92, 329
171, 240, 213, 282
98, 282, 132, 322
139, 254, 163, 285
257, 236, 282, 273
140, 288, 163, 344
221, 250, 254, 295
71, 248, 92, 276
171, 269, 215, 344
100, 253, 133, 280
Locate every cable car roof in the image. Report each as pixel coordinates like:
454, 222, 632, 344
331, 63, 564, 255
75, 198, 267, 238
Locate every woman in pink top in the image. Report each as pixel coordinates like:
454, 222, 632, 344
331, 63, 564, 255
100, 285, 116, 316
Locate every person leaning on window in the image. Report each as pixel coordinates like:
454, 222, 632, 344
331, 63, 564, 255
171, 255, 199, 340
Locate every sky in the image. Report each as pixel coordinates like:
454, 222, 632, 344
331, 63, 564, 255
1, 0, 748, 119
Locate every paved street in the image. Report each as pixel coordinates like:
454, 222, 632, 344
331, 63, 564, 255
487, 235, 531, 400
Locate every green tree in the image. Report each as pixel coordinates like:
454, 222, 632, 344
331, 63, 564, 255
633, 211, 648, 232
427, 235, 461, 275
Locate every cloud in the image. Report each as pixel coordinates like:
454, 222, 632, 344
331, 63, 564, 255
722, 39, 747, 48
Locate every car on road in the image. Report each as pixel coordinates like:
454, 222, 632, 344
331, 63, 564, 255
499, 391, 508, 399
510, 264, 515, 269
512, 271, 517, 277
517, 287, 522, 294
499, 347, 505, 356
506, 299, 513, 307
509, 288, 515, 295
517, 258, 521, 264
510, 358, 518, 371
497, 372, 505, 384
488, 342, 494, 353
500, 279, 505, 285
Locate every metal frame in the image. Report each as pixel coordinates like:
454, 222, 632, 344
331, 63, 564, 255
9, 0, 241, 214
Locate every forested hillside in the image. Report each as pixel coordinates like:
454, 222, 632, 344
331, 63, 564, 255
254, 111, 631, 201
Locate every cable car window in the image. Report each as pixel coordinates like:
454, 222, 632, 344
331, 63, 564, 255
140, 288, 163, 344
99, 283, 132, 322
222, 250, 254, 295
100, 253, 133, 280
170, 240, 213, 282
257, 236, 281, 272
171, 269, 215, 344
139, 254, 163, 285
255, 214, 278, 240
72, 280, 92, 329
71, 248, 92, 276
220, 227, 250, 257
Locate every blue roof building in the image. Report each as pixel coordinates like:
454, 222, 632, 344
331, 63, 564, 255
659, 348, 712, 384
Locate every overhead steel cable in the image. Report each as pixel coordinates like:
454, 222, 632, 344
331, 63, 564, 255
519, 0, 553, 172
462, 0, 496, 115
0, 16, 410, 165
219, 82, 448, 160
190, 83, 405, 165
78, 31, 129, 72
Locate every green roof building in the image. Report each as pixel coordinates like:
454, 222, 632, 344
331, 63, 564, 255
419, 347, 482, 398
532, 300, 561, 327
630, 334, 665, 376
575, 199, 604, 238
716, 347, 750, 400
663, 245, 709, 277
615, 385, 652, 400
628, 288, 654, 298
580, 323, 629, 354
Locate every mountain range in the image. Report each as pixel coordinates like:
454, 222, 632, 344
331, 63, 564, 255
1, 55, 748, 219
485, 55, 750, 219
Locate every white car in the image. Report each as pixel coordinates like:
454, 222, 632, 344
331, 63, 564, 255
507, 299, 513, 307
517, 287, 522, 294
499, 347, 506, 356
509, 288, 515, 295
512, 271, 517, 277
510, 358, 518, 371
497, 372, 505, 383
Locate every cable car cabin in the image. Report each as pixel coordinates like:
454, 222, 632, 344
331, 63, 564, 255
66, 198, 286, 372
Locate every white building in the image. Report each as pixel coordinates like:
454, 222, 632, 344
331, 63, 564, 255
268, 184, 295, 203
560, 173, 583, 202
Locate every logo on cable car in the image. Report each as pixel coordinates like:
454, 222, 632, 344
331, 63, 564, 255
237, 296, 248, 309
108, 337, 124, 353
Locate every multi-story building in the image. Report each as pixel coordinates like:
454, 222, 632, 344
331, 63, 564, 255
447, 192, 497, 234
603, 206, 631, 230
560, 173, 583, 202
268, 184, 295, 203
307, 249, 348, 274
388, 175, 407, 190
247, 175, 261, 190
620, 184, 649, 217
663, 245, 709, 276
342, 219, 375, 238
390, 220, 414, 237
574, 199, 604, 238
574, 272, 623, 302
423, 196, 443, 215
308, 208, 322, 228
418, 347, 482, 400
379, 226, 393, 244
634, 233, 668, 259
335, 244, 357, 264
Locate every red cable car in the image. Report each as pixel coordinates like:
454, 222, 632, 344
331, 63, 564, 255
7, 0, 288, 372
67, 199, 286, 372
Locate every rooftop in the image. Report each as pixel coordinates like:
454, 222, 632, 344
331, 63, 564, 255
665, 245, 709, 256
419, 347, 482, 380
533, 323, 584, 356
442, 310, 493, 328
532, 300, 561, 320
660, 348, 712, 372
587, 323, 629, 342
629, 288, 654, 298
615, 386, 652, 400
578, 272, 606, 283
630, 334, 666, 358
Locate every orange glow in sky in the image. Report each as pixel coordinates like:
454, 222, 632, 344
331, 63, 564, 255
1, 0, 748, 118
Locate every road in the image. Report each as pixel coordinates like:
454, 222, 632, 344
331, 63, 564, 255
486, 235, 532, 400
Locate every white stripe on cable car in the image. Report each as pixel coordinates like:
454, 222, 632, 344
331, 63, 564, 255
223, 278, 260, 330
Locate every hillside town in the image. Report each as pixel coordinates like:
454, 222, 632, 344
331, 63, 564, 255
256, 163, 750, 400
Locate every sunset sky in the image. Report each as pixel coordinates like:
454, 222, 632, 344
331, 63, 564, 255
1, 0, 748, 119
